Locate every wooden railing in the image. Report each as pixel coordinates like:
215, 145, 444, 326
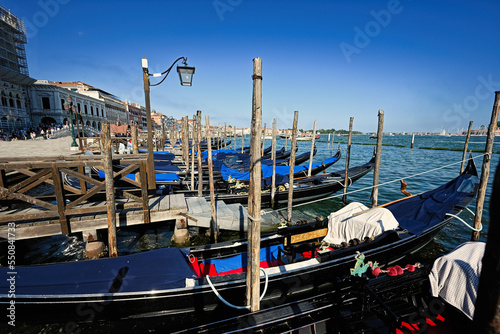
0, 153, 151, 234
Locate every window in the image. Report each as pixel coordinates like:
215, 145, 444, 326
42, 97, 51, 110
78, 103, 81, 113
84, 105, 88, 114
96, 107, 99, 117
91, 106, 94, 116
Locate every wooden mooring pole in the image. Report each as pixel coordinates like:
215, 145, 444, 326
206, 116, 218, 243
261, 123, 266, 156
473, 150, 500, 332
460, 120, 474, 174
472, 91, 500, 241
372, 110, 384, 207
271, 118, 277, 209
330, 132, 334, 156
196, 111, 203, 197
343, 117, 354, 204
246, 57, 262, 312
240, 128, 243, 153
287, 111, 299, 223
102, 123, 118, 257
191, 114, 196, 191
410, 134, 415, 149
307, 119, 317, 177
131, 125, 140, 183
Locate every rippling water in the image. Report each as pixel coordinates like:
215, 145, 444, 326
11, 134, 498, 265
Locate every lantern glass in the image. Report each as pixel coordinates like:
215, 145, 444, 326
177, 66, 195, 86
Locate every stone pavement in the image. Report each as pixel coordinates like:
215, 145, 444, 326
0, 136, 80, 158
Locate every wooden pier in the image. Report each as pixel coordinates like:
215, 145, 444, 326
0, 194, 186, 240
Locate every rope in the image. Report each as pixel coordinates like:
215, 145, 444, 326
206, 268, 269, 310
445, 213, 483, 232
262, 154, 486, 215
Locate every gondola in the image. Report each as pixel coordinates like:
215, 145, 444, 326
0, 158, 479, 333
214, 151, 369, 207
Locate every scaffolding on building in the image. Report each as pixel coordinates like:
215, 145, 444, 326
0, 5, 29, 76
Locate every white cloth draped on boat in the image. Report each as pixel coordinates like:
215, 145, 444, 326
322, 202, 399, 245
429, 241, 485, 320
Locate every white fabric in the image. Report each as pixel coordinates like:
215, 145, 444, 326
429, 241, 485, 320
322, 202, 399, 245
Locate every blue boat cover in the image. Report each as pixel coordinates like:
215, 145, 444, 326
98, 170, 180, 182
139, 150, 176, 161
220, 156, 339, 181
202, 245, 281, 274
154, 161, 182, 173
0, 248, 196, 295
385, 172, 478, 235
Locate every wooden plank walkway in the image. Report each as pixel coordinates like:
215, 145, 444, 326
0, 194, 186, 240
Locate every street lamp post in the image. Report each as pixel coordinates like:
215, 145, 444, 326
63, 96, 79, 148
142, 56, 195, 189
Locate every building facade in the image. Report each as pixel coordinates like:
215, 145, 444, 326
124, 101, 142, 129
0, 6, 35, 131
30, 81, 106, 130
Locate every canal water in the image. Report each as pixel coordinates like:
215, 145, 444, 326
2, 134, 498, 333
11, 134, 498, 265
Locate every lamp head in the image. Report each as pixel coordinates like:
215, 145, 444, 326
177, 65, 195, 86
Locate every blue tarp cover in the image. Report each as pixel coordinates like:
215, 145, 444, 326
0, 248, 196, 295
202, 245, 281, 274
220, 156, 339, 181
385, 173, 478, 235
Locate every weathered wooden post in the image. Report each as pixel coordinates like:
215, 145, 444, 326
473, 152, 500, 332
271, 118, 277, 209
460, 121, 474, 174
246, 57, 262, 312
191, 114, 196, 191
182, 117, 188, 163
307, 119, 317, 177
343, 117, 354, 204
330, 132, 334, 156
196, 111, 203, 197
472, 91, 500, 241
206, 116, 218, 243
261, 123, 267, 156
287, 111, 299, 223
372, 110, 384, 207
131, 125, 140, 183
224, 122, 227, 150
410, 134, 415, 149
241, 128, 244, 153
102, 123, 118, 257
162, 117, 166, 151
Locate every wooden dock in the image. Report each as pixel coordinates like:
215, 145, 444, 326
0, 194, 324, 240
0, 194, 186, 240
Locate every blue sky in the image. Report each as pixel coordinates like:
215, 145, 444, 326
4, 0, 500, 132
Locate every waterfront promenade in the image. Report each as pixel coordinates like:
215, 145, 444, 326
0, 136, 78, 157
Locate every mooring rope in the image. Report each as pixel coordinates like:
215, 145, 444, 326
445, 213, 483, 232
262, 154, 487, 215
206, 268, 269, 310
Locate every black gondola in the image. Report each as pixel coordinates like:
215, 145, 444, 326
0, 158, 479, 333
